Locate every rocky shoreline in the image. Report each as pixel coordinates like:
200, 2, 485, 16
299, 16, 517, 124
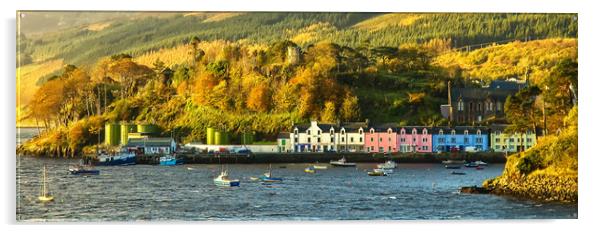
483, 173, 577, 203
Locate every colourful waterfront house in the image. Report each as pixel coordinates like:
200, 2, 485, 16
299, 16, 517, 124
432, 126, 489, 152
490, 124, 537, 152
365, 125, 399, 153
290, 121, 338, 152
398, 127, 433, 153
336, 122, 368, 152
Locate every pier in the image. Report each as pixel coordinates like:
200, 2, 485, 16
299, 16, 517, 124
135, 152, 507, 165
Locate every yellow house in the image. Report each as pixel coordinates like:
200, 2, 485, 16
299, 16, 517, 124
490, 125, 537, 152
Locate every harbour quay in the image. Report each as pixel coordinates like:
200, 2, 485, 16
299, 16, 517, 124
135, 151, 507, 165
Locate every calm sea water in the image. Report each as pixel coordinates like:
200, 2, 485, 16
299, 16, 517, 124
16, 157, 577, 221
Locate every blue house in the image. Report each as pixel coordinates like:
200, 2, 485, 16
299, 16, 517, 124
431, 126, 489, 152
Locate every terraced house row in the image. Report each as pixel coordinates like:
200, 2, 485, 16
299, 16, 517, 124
282, 121, 537, 153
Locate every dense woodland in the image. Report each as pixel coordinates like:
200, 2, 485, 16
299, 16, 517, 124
17, 13, 578, 158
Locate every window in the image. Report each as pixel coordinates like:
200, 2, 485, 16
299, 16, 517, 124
388, 137, 391, 142
423, 128, 428, 135
413, 138, 416, 142
464, 130, 469, 135
438, 138, 445, 143
317, 138, 321, 143
388, 146, 391, 152
412, 129, 417, 135
439, 130, 444, 135
330, 137, 334, 143
330, 129, 334, 134
371, 146, 374, 151
422, 146, 428, 150
527, 138, 532, 143
388, 129, 392, 134
370, 137, 374, 142
476, 138, 482, 143
379, 147, 384, 152
401, 138, 406, 143
294, 138, 298, 143
451, 130, 456, 136
307, 130, 311, 135
451, 138, 456, 143
401, 129, 406, 135
458, 100, 464, 111
341, 130, 345, 135
495, 145, 500, 149
476, 130, 481, 136
422, 138, 427, 143
379, 138, 382, 142
495, 138, 500, 143
351, 137, 354, 143
509, 138, 514, 143
294, 129, 298, 134
359, 129, 363, 135
359, 137, 363, 142
317, 130, 321, 135
370, 129, 375, 134
477, 103, 481, 111
464, 138, 469, 143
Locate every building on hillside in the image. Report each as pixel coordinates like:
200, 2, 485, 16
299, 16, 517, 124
336, 121, 368, 152
125, 137, 177, 155
490, 124, 537, 152
365, 124, 399, 153
443, 79, 527, 124
431, 126, 489, 152
398, 126, 433, 153
277, 132, 291, 153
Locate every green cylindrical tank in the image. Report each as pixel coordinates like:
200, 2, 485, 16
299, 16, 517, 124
214, 131, 224, 145
137, 124, 159, 134
206, 127, 215, 145
104, 123, 120, 146
241, 132, 254, 145
120, 123, 137, 145
223, 132, 230, 145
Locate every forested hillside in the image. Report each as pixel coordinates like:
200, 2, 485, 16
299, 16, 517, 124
17, 12, 578, 157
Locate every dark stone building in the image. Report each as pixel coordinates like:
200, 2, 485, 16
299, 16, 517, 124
443, 79, 527, 124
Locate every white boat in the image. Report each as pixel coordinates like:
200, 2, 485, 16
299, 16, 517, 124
374, 168, 393, 174
377, 160, 397, 169
330, 157, 356, 167
38, 165, 54, 202
214, 169, 240, 187
442, 159, 466, 165
313, 165, 328, 170
367, 169, 388, 176
474, 161, 488, 166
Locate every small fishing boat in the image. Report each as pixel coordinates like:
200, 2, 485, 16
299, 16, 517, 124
159, 154, 183, 166
445, 165, 462, 169
451, 171, 466, 175
464, 162, 479, 168
367, 169, 388, 176
304, 166, 316, 173
374, 168, 393, 174
259, 164, 283, 182
38, 165, 54, 202
474, 161, 488, 166
330, 157, 356, 167
442, 159, 466, 164
68, 164, 100, 175
96, 150, 136, 166
377, 160, 397, 169
214, 168, 240, 187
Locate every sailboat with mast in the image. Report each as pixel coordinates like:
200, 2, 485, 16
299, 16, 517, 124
213, 165, 240, 187
259, 164, 283, 182
38, 165, 54, 202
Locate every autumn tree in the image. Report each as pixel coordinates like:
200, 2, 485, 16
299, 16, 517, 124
246, 85, 271, 113
340, 92, 360, 121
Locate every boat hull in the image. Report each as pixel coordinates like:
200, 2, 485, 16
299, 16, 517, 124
159, 158, 183, 166
214, 179, 240, 187
38, 196, 54, 202
69, 170, 100, 175
95, 155, 136, 166
330, 162, 356, 167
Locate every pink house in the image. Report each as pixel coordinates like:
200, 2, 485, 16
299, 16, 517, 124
398, 127, 432, 153
365, 126, 399, 153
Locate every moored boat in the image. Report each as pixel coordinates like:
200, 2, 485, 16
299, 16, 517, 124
464, 162, 479, 168
259, 164, 283, 182
304, 166, 316, 173
214, 169, 240, 187
451, 171, 466, 175
330, 157, 356, 167
68, 164, 100, 175
313, 165, 328, 170
159, 154, 183, 166
96, 150, 136, 166
367, 169, 388, 176
377, 160, 397, 169
474, 161, 488, 166
38, 165, 54, 202
374, 168, 393, 174
442, 159, 466, 165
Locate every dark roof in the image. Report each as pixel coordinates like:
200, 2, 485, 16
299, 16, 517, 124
400, 126, 432, 133
127, 137, 174, 147
292, 124, 310, 131
277, 132, 290, 138
431, 126, 489, 134
451, 87, 518, 101
370, 123, 400, 132
339, 122, 368, 131
488, 80, 527, 90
